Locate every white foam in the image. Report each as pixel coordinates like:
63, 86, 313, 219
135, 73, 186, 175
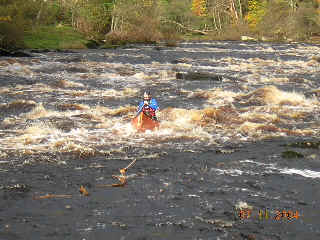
279, 168, 320, 179
240, 159, 320, 179
211, 168, 244, 176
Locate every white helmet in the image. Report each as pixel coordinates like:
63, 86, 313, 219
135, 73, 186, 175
143, 91, 151, 100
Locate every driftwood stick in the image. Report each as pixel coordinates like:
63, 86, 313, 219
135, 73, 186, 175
124, 159, 137, 171
97, 159, 136, 187
161, 19, 209, 35
33, 194, 72, 200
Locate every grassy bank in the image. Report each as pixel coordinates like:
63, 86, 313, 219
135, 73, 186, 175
24, 25, 88, 49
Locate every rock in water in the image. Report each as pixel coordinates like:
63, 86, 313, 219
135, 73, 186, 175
176, 71, 223, 81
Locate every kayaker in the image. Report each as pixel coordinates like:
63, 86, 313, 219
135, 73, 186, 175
137, 91, 159, 120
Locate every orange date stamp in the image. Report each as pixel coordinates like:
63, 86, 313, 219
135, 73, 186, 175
237, 209, 300, 221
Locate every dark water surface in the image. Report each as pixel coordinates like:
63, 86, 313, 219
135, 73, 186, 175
0, 41, 320, 240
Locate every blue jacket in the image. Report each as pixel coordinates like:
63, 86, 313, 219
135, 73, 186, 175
137, 98, 159, 114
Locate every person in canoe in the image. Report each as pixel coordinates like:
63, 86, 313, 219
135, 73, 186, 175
137, 91, 159, 120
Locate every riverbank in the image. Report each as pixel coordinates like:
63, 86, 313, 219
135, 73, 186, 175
24, 25, 320, 50
1, 23, 320, 56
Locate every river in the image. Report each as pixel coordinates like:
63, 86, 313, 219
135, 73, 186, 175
0, 41, 320, 239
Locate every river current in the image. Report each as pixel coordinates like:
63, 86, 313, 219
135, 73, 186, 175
0, 41, 320, 239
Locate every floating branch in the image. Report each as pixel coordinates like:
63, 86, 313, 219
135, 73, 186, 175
121, 159, 137, 174
79, 185, 89, 196
33, 194, 72, 200
110, 174, 127, 187
97, 159, 136, 188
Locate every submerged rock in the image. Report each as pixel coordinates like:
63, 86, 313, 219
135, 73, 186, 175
171, 58, 190, 64
176, 71, 223, 81
26, 117, 78, 132
216, 149, 235, 154
0, 48, 32, 57
0, 100, 36, 117
115, 67, 136, 76
305, 89, 320, 98
285, 141, 320, 149
282, 150, 304, 158
1, 183, 31, 192
195, 216, 234, 228
85, 39, 101, 49
240, 232, 256, 240
311, 55, 320, 63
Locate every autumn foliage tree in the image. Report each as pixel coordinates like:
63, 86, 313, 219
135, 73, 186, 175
245, 0, 266, 29
192, 0, 208, 16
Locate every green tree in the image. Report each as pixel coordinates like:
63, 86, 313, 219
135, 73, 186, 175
257, 0, 320, 40
245, 0, 267, 29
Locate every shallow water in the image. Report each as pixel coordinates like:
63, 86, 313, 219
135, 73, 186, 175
0, 41, 320, 240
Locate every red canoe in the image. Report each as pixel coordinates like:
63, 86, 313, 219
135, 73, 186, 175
131, 111, 159, 132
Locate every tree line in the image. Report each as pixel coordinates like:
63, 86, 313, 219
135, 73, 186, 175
1, 0, 320, 49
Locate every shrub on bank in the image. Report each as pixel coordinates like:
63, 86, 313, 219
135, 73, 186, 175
107, 0, 162, 43
105, 0, 184, 46
66, 0, 112, 40
257, 0, 320, 41
0, 22, 25, 49
0, 0, 62, 49
289, 3, 320, 40
209, 22, 252, 41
